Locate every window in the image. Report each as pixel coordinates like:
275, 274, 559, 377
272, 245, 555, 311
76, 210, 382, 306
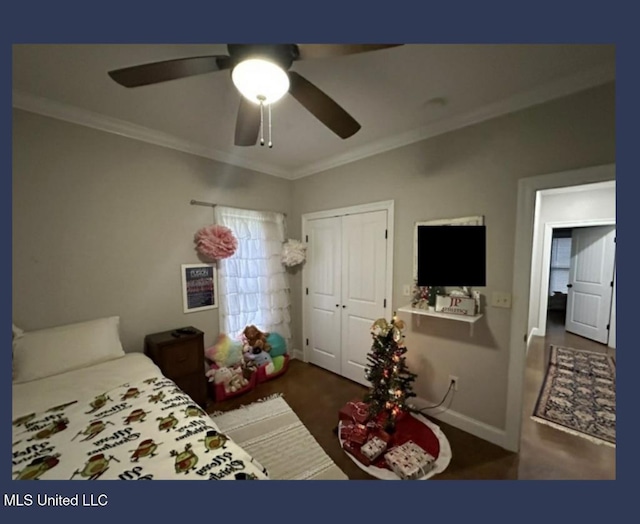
214, 206, 291, 343
549, 230, 572, 295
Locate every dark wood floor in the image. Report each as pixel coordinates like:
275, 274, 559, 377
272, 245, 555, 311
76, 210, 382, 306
206, 310, 616, 479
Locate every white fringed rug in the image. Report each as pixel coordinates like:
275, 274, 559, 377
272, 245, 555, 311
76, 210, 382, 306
210, 395, 348, 480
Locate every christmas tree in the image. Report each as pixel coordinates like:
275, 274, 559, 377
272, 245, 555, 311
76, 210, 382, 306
364, 315, 417, 433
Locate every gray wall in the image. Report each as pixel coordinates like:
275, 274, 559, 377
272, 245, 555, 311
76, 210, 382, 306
12, 109, 293, 352
290, 83, 615, 429
13, 82, 615, 431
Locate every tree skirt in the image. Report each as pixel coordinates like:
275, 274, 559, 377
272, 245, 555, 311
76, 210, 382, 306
338, 412, 452, 480
532, 345, 616, 447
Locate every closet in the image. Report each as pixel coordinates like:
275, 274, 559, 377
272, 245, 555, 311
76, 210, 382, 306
302, 201, 394, 386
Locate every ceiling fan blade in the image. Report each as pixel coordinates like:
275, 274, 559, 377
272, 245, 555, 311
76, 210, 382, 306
234, 97, 261, 146
288, 71, 361, 139
108, 55, 231, 88
296, 44, 402, 60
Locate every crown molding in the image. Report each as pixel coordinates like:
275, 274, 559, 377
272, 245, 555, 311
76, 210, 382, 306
13, 61, 614, 181
288, 62, 616, 179
12, 91, 293, 180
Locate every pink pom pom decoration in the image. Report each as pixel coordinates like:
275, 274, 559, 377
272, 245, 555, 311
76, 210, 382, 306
194, 224, 238, 261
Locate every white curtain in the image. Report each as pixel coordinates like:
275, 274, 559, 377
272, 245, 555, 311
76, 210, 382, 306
214, 206, 291, 343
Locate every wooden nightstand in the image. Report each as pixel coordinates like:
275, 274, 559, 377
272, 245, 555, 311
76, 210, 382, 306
144, 327, 208, 408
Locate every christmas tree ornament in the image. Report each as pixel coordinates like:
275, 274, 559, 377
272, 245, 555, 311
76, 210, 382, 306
370, 318, 390, 337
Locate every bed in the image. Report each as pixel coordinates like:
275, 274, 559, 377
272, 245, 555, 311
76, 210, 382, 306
11, 317, 269, 480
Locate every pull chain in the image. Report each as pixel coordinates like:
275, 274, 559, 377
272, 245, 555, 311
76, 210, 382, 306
268, 103, 273, 148
256, 95, 273, 148
259, 99, 265, 146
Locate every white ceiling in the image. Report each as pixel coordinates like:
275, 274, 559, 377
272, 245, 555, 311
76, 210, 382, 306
12, 43, 615, 179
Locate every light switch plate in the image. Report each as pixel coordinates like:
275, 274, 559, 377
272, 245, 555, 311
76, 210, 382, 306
491, 292, 512, 308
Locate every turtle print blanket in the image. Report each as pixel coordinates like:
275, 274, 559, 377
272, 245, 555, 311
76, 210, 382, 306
12, 376, 269, 480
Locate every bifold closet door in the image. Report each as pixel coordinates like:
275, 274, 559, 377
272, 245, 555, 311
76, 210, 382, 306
306, 210, 388, 385
307, 216, 342, 374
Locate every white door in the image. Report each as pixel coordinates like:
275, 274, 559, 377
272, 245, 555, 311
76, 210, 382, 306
340, 211, 388, 385
307, 217, 342, 374
565, 226, 616, 343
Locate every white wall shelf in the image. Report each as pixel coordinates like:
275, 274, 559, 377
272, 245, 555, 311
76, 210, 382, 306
397, 305, 483, 336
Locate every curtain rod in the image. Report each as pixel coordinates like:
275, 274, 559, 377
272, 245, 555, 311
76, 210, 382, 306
190, 200, 287, 217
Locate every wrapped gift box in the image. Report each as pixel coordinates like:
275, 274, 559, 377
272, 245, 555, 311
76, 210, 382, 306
343, 440, 372, 467
366, 421, 392, 446
384, 440, 435, 480
338, 400, 371, 425
361, 436, 388, 462
339, 422, 353, 441
339, 421, 369, 445
348, 424, 368, 445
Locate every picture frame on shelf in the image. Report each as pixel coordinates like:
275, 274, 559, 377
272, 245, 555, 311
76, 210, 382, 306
181, 263, 218, 313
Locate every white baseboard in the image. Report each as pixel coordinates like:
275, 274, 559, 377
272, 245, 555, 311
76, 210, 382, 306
527, 327, 542, 349
409, 396, 508, 450
291, 348, 305, 361
286, 353, 508, 450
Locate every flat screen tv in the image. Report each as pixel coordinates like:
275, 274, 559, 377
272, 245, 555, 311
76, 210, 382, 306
416, 225, 486, 287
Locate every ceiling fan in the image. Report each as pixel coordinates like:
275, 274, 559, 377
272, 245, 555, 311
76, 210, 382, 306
108, 44, 401, 147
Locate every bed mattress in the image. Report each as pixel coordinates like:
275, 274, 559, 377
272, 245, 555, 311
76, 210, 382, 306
12, 353, 268, 480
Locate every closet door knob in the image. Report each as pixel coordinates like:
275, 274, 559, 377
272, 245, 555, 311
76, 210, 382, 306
342, 305, 346, 308
336, 304, 340, 307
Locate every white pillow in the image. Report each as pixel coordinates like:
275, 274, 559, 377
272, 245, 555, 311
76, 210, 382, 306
12, 323, 24, 339
12, 323, 24, 380
12, 316, 126, 384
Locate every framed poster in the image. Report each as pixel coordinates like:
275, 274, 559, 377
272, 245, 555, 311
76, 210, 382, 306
181, 264, 218, 313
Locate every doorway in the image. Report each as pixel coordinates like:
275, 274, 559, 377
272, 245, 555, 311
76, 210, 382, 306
504, 165, 615, 453
545, 225, 616, 346
527, 181, 616, 345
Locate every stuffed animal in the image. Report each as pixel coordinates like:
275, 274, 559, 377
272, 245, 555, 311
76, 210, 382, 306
212, 366, 248, 393
271, 355, 286, 373
228, 366, 249, 392
253, 350, 274, 376
265, 332, 287, 357
242, 325, 271, 353
212, 366, 232, 386
205, 365, 218, 383
242, 344, 259, 373
205, 334, 243, 368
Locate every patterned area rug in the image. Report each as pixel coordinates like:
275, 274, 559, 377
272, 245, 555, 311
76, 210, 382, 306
532, 345, 616, 447
210, 395, 348, 480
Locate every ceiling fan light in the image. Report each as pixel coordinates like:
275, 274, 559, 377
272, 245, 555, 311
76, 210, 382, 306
232, 58, 290, 105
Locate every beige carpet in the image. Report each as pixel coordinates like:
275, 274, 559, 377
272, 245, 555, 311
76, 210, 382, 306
210, 395, 348, 480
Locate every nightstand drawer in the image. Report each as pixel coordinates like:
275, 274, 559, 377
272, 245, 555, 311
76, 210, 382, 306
158, 342, 201, 378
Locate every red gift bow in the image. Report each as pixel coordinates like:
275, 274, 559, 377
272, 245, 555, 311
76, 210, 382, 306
341, 419, 386, 441
346, 401, 370, 424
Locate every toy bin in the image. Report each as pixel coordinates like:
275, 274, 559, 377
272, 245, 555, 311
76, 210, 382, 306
255, 354, 290, 383
209, 368, 256, 402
